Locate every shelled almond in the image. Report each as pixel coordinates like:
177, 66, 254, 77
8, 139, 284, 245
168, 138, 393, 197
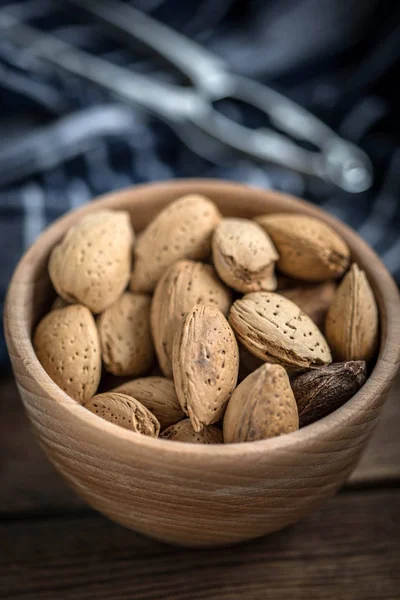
33, 198, 378, 444
291, 361, 367, 427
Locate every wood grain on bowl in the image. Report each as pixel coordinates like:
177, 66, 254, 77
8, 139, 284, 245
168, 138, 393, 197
4, 180, 400, 547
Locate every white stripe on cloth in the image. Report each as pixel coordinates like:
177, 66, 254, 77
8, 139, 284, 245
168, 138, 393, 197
21, 182, 45, 248
68, 177, 91, 210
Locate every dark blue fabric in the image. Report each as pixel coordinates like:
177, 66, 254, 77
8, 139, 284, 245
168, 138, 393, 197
0, 0, 399, 363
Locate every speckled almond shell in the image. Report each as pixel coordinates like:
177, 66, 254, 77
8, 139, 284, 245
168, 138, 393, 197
85, 392, 160, 437
212, 218, 278, 293
49, 210, 134, 314
160, 419, 223, 444
223, 363, 299, 443
130, 194, 221, 293
98, 292, 154, 377
256, 213, 350, 281
229, 292, 332, 370
33, 304, 101, 403
151, 260, 232, 378
114, 376, 184, 430
172, 305, 239, 432
325, 263, 379, 361
279, 281, 337, 330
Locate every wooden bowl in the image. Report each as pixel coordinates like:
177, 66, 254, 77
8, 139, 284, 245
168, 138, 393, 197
5, 180, 400, 547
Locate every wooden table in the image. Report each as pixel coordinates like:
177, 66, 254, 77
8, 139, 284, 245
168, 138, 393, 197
1, 372, 399, 600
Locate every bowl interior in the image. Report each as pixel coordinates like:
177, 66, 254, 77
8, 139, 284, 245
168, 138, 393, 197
5, 179, 400, 457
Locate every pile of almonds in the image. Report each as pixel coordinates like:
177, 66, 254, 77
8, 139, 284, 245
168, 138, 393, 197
33, 194, 379, 444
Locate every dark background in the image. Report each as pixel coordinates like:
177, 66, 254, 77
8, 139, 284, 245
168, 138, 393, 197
1, 0, 399, 364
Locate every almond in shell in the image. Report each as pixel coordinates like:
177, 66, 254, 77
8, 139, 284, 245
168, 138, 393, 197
114, 376, 184, 430
172, 305, 239, 432
161, 419, 223, 444
49, 210, 134, 313
130, 194, 221, 293
212, 218, 278, 293
33, 304, 101, 403
256, 213, 350, 281
223, 363, 299, 443
98, 292, 154, 377
85, 392, 160, 437
229, 292, 332, 370
151, 260, 232, 378
325, 263, 378, 361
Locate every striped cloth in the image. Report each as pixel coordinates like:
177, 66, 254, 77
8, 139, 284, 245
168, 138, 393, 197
0, 0, 399, 363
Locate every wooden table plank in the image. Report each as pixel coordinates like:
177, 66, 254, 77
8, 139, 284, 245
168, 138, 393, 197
0, 376, 82, 515
1, 373, 399, 599
349, 374, 400, 485
1, 373, 399, 516
1, 489, 399, 600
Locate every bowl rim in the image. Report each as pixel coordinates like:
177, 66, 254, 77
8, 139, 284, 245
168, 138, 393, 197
5, 179, 400, 459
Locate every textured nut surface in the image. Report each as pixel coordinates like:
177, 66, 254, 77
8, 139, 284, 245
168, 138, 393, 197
172, 305, 239, 432
85, 392, 160, 437
151, 260, 232, 378
98, 292, 154, 377
33, 304, 101, 403
212, 218, 278, 293
229, 292, 332, 370
325, 263, 379, 361
49, 210, 134, 313
291, 361, 367, 427
279, 281, 336, 329
114, 376, 184, 430
223, 363, 299, 443
130, 194, 221, 293
256, 213, 350, 281
161, 419, 223, 444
